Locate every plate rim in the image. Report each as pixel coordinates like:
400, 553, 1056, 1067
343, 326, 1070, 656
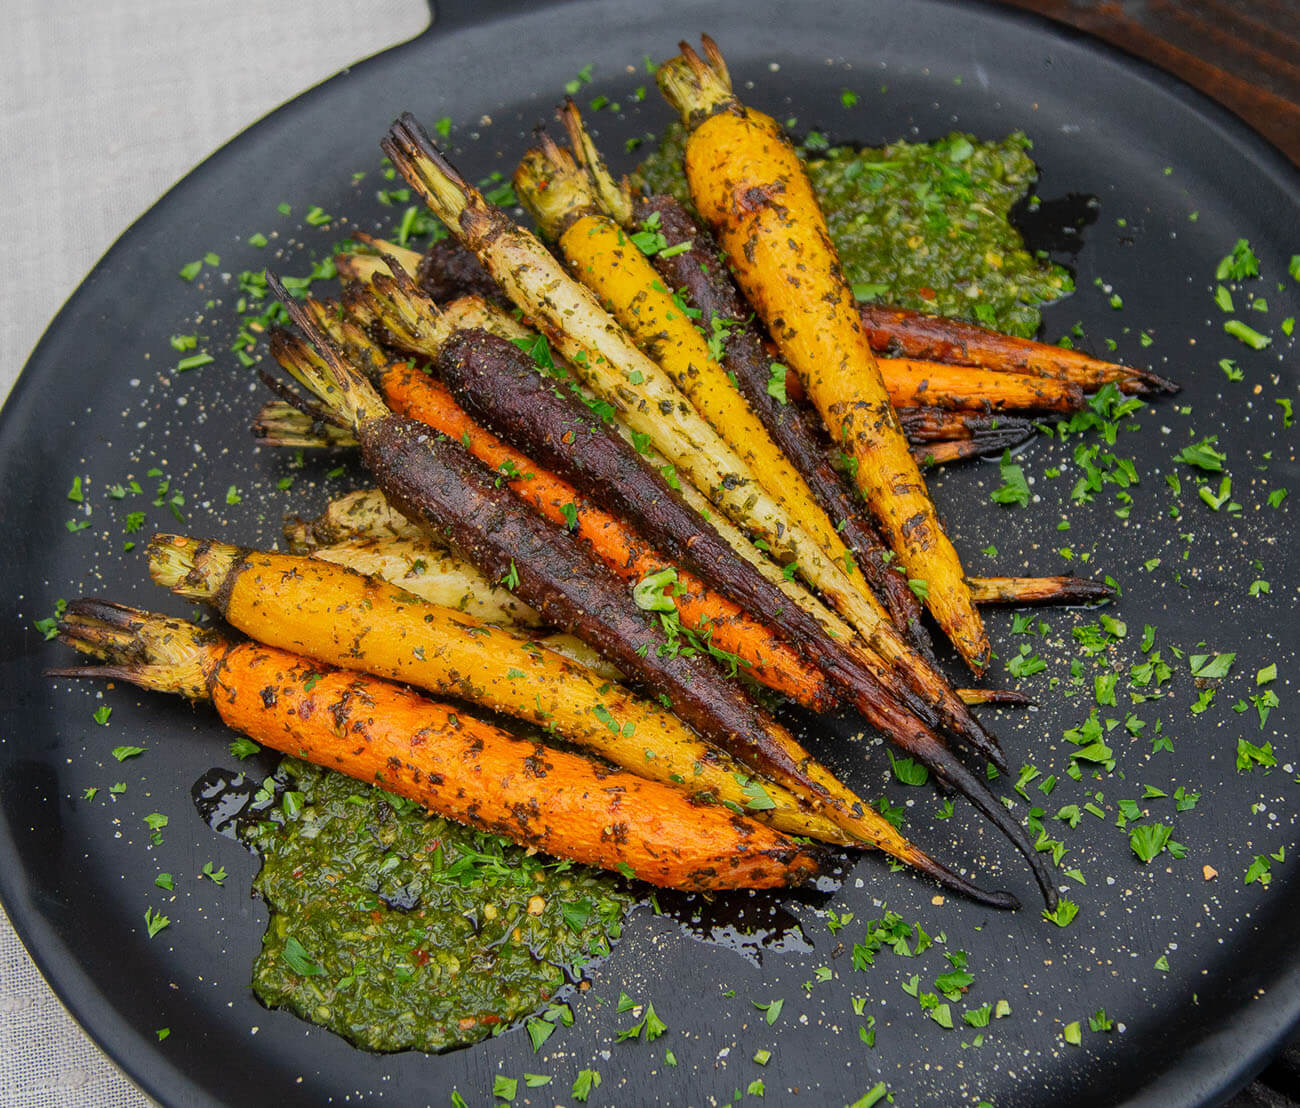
4, 2, 1299, 1106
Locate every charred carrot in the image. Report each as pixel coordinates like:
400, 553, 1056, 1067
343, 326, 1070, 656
263, 274, 918, 853
859, 305, 1179, 395
897, 408, 1038, 444
917, 439, 1014, 467
920, 431, 1040, 465
658, 37, 989, 671
54, 600, 822, 890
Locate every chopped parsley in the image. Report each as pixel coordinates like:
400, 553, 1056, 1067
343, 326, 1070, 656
1215, 238, 1259, 281
1224, 319, 1271, 350
766, 362, 789, 404
990, 450, 1030, 506
143, 907, 170, 938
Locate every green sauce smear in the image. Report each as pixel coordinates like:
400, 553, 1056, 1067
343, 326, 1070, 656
634, 123, 1072, 338
240, 759, 633, 1053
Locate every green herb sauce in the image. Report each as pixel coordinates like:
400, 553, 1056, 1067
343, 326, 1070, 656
241, 759, 633, 1052
634, 124, 1071, 338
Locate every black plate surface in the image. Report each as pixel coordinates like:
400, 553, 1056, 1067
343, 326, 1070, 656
3, 1, 1299, 1105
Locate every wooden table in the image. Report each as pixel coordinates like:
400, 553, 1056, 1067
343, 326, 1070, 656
1002, 0, 1300, 167
998, 5, 1300, 1104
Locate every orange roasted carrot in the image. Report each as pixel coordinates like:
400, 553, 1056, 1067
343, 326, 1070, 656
53, 600, 822, 891
658, 37, 990, 671
859, 305, 1178, 395
879, 360, 1084, 413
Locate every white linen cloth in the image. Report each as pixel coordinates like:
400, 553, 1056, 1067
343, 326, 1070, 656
0, 3, 429, 1102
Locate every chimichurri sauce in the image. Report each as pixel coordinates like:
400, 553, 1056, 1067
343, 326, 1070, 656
230, 759, 634, 1053
634, 123, 1072, 338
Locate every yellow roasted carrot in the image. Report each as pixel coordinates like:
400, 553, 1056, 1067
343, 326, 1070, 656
658, 37, 990, 671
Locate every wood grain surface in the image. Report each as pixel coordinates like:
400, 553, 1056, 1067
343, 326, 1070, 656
1002, 0, 1300, 166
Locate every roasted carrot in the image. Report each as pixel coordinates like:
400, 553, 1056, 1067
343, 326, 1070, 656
658, 37, 989, 672
859, 305, 1179, 395
274, 286, 1058, 904
284, 487, 415, 550
267, 333, 832, 710
263, 274, 919, 855
53, 600, 823, 890
966, 575, 1115, 606
149, 535, 908, 850
913, 431, 1039, 466
312, 534, 546, 627
341, 250, 999, 763
953, 687, 1035, 708
917, 439, 1014, 467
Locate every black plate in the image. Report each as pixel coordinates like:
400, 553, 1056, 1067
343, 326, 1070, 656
4, 1, 1299, 1105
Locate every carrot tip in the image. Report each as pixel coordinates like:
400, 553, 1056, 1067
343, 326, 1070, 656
904, 848, 1021, 910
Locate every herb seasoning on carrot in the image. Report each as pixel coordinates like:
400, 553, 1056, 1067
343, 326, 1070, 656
657, 36, 990, 671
